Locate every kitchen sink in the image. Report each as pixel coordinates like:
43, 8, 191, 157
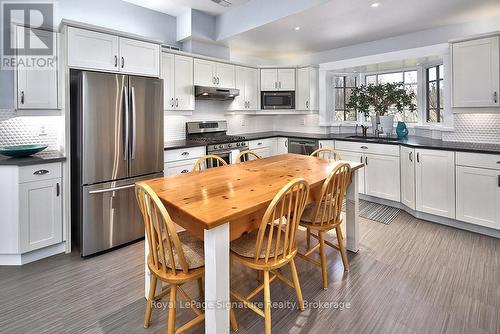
346, 135, 400, 142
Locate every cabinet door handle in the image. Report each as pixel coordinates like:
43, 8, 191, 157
181, 151, 189, 156
121, 56, 124, 68
416, 152, 420, 163
181, 169, 189, 174
33, 169, 49, 175
360, 156, 363, 163
20, 91, 25, 104
306, 100, 309, 109
114, 55, 118, 67
409, 151, 413, 162
494, 91, 498, 103
275, 82, 278, 89
285, 140, 288, 148
258, 142, 262, 146
175, 98, 178, 107
279, 81, 282, 89
365, 156, 368, 165
360, 146, 368, 149
56, 183, 60, 197
171, 98, 174, 107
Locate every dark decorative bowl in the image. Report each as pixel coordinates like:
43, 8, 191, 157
0, 144, 48, 157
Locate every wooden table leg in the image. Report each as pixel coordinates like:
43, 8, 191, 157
345, 169, 360, 253
204, 223, 230, 334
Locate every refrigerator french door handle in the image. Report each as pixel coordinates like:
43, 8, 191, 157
123, 85, 129, 160
131, 86, 137, 159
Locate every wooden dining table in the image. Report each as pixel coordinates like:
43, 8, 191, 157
144, 153, 364, 334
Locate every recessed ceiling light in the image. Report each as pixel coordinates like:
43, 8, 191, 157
294, 26, 301, 31
370, 2, 380, 8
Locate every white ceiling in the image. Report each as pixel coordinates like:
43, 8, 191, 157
223, 0, 500, 59
122, 0, 249, 16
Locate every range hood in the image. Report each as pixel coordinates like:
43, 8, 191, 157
195, 86, 240, 101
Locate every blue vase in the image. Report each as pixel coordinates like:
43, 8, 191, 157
396, 121, 408, 139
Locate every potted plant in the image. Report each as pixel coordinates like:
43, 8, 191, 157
346, 82, 416, 135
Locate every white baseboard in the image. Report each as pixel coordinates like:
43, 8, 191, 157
360, 194, 500, 239
0, 242, 66, 266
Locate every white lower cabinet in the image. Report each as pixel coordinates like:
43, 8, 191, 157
336, 150, 365, 194
19, 179, 62, 252
249, 138, 276, 158
276, 138, 288, 154
164, 146, 205, 176
318, 140, 334, 150
364, 153, 401, 202
400, 146, 416, 210
0, 162, 63, 259
456, 152, 500, 230
415, 149, 455, 218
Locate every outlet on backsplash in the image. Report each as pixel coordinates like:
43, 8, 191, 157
300, 117, 306, 126
241, 118, 246, 127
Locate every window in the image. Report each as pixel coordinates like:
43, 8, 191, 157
334, 75, 357, 121
364, 70, 418, 123
426, 65, 444, 123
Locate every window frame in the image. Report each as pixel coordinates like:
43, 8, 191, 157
425, 64, 444, 123
333, 74, 358, 122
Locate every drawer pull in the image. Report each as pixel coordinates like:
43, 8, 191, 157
258, 142, 262, 146
496, 161, 500, 164
360, 146, 368, 149
33, 169, 49, 175
181, 169, 189, 174
181, 151, 189, 156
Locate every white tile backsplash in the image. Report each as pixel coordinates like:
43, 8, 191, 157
0, 109, 62, 150
442, 113, 500, 144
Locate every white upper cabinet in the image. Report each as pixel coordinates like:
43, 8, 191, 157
400, 146, 416, 210
415, 149, 455, 218
232, 66, 259, 110
452, 36, 500, 108
119, 37, 160, 77
260, 68, 296, 91
194, 59, 235, 88
278, 68, 296, 90
216, 62, 236, 88
162, 53, 194, 111
16, 26, 58, 109
67, 27, 119, 71
296, 67, 319, 111
67, 27, 160, 76
260, 69, 278, 90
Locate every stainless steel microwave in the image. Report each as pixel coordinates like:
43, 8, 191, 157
261, 91, 295, 109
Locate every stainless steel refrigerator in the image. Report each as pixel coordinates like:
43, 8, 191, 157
71, 71, 163, 256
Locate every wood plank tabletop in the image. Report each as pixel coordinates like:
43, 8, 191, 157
145, 154, 363, 236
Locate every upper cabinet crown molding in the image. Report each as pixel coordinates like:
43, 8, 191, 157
16, 26, 58, 110
452, 36, 500, 108
66, 27, 160, 77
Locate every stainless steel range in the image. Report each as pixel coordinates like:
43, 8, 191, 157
186, 121, 248, 164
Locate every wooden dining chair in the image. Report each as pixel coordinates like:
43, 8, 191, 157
297, 163, 351, 290
310, 148, 342, 161
191, 154, 228, 172
135, 182, 237, 334
230, 178, 310, 334
234, 150, 262, 163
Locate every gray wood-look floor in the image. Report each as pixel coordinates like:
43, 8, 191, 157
1, 212, 499, 334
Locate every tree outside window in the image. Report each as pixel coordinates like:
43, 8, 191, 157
364, 70, 418, 122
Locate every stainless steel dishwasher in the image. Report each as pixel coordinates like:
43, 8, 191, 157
288, 138, 318, 155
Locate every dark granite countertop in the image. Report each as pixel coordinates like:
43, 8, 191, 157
0, 150, 66, 166
165, 132, 500, 155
